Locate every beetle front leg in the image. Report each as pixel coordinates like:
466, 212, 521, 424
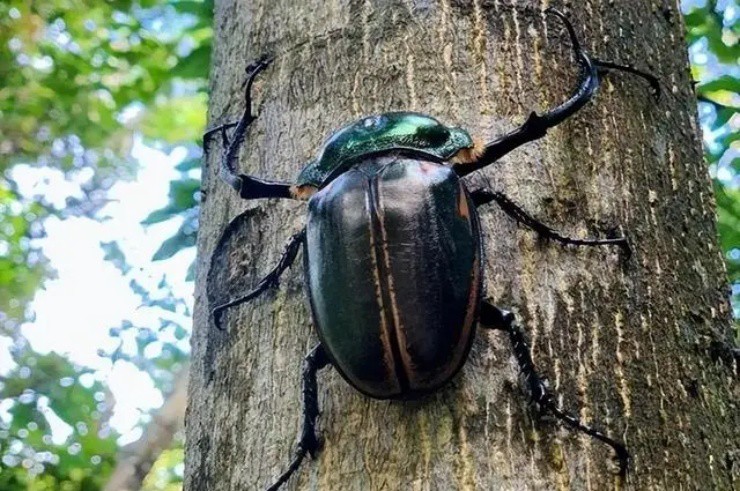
453, 9, 658, 177
470, 188, 629, 252
593, 59, 661, 100
203, 121, 239, 155
479, 301, 630, 478
211, 228, 305, 329
204, 55, 312, 201
267, 343, 330, 491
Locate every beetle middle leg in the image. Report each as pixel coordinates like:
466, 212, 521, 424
453, 9, 659, 178
267, 343, 330, 491
479, 301, 630, 477
470, 188, 629, 252
211, 228, 305, 329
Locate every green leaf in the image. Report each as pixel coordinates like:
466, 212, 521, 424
185, 261, 196, 282
142, 178, 200, 225
100, 240, 131, 274
169, 0, 211, 16
175, 157, 202, 172
698, 76, 740, 95
171, 45, 211, 79
139, 94, 208, 143
152, 228, 196, 261
142, 205, 181, 225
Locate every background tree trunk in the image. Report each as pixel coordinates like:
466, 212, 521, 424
186, 1, 739, 489
104, 367, 188, 491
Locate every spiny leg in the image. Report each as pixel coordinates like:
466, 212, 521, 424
203, 54, 270, 168
202, 55, 303, 200
594, 59, 661, 100
479, 301, 630, 477
212, 228, 305, 329
470, 188, 629, 253
453, 9, 658, 177
267, 344, 330, 491
205, 57, 308, 331
203, 121, 238, 154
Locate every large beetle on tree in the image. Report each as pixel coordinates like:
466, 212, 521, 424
204, 9, 660, 490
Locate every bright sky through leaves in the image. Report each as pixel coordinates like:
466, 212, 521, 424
7, 140, 194, 444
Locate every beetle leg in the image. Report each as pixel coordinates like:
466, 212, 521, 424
267, 343, 330, 491
203, 121, 239, 155
453, 9, 658, 177
479, 301, 630, 478
206, 55, 305, 200
211, 229, 305, 330
470, 188, 629, 253
593, 59, 661, 101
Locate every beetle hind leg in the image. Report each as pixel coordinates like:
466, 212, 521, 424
479, 301, 630, 477
470, 188, 630, 254
267, 344, 330, 491
211, 228, 305, 330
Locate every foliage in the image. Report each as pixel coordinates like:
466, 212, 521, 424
146, 175, 200, 264
0, 0, 212, 489
1, 0, 165, 171
0, 0, 211, 329
683, 0, 740, 324
141, 445, 184, 491
0, 187, 49, 327
0, 346, 119, 490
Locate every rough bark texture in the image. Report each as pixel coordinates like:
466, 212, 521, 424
186, 1, 739, 489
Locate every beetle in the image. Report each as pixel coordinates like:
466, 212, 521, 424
204, 9, 659, 490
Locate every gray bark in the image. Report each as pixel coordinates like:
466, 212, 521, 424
186, 1, 739, 489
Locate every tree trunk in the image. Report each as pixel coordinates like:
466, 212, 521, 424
186, 1, 739, 489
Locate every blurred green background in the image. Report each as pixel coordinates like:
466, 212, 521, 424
0, 1, 736, 489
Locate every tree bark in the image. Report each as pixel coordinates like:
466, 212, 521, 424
186, 1, 739, 490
